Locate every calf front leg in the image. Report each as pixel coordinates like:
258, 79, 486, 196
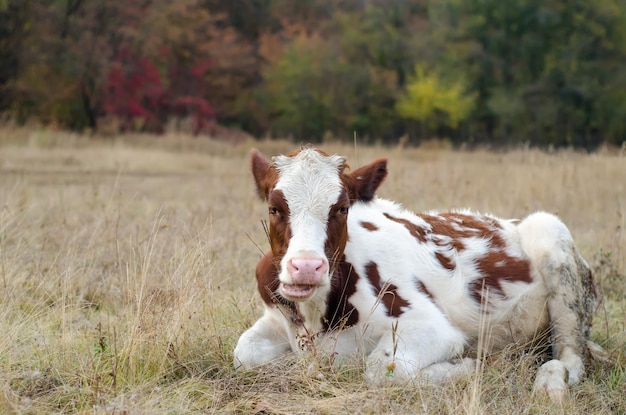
234, 309, 291, 370
365, 313, 467, 385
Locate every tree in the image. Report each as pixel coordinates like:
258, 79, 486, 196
429, 0, 626, 147
396, 65, 475, 141
8, 0, 218, 133
0, 1, 32, 116
259, 4, 429, 142
3, 0, 625, 148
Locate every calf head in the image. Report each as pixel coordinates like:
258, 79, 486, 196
251, 148, 387, 302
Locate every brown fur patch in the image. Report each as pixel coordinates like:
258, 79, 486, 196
421, 213, 511, 271
365, 262, 410, 317
255, 252, 281, 307
470, 251, 533, 303
360, 221, 379, 231
416, 280, 435, 301
250, 149, 279, 200
268, 189, 291, 258
383, 211, 533, 303
342, 158, 387, 203
419, 212, 532, 303
423, 213, 505, 249
384, 213, 428, 243
435, 252, 455, 271
324, 259, 360, 329
325, 189, 350, 269
255, 252, 304, 327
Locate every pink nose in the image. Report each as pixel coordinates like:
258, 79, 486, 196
287, 258, 327, 285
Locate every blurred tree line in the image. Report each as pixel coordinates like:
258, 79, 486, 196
1, 0, 625, 148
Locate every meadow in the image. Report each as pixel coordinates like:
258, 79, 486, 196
0, 127, 624, 414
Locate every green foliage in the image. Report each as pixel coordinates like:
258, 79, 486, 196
259, 4, 431, 142
262, 25, 399, 142
429, 0, 626, 147
396, 66, 476, 130
262, 35, 332, 141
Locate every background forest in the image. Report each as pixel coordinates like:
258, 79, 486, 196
2, 0, 626, 148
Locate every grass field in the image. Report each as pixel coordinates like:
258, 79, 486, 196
0, 127, 624, 414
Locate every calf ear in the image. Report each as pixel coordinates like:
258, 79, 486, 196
250, 149, 277, 200
345, 158, 388, 203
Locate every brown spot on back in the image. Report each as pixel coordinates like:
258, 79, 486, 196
382, 211, 533, 304
365, 262, 410, 317
383, 211, 504, 251
384, 213, 427, 243
360, 221, 379, 231
424, 213, 506, 249
416, 212, 532, 303
470, 251, 533, 303
422, 213, 512, 271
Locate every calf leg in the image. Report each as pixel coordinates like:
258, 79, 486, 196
534, 253, 596, 400
365, 311, 467, 385
418, 358, 477, 384
518, 213, 597, 398
234, 309, 292, 369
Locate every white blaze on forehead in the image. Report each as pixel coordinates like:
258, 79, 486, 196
273, 149, 346, 263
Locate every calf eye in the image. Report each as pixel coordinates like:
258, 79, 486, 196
339, 206, 349, 215
269, 207, 278, 215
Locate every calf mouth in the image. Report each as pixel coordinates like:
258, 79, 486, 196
279, 282, 317, 300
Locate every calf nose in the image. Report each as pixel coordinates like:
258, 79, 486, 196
287, 258, 327, 285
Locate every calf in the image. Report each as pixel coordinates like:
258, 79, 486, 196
234, 147, 598, 400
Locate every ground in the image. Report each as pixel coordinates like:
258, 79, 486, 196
0, 127, 624, 414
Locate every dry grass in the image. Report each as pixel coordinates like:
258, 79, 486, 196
0, 127, 624, 414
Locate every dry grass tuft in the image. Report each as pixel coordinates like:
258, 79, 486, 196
0, 126, 624, 413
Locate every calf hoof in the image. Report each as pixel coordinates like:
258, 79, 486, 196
533, 359, 568, 404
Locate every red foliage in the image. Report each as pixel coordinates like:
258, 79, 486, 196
100, 48, 215, 135
190, 58, 213, 78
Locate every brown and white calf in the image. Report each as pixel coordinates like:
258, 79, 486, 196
234, 147, 598, 399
